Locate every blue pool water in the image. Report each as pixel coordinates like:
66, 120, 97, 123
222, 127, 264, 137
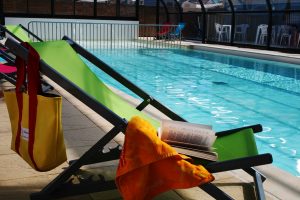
86, 48, 300, 177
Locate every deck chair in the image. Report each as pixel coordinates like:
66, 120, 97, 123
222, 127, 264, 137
0, 63, 16, 83
169, 22, 185, 40
4, 37, 272, 200
5, 24, 32, 42
0, 42, 18, 86
156, 22, 172, 40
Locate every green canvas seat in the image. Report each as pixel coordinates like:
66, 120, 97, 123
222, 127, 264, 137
214, 128, 258, 161
4, 37, 272, 200
30, 40, 159, 128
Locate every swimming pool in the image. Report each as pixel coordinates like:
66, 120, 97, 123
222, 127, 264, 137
86, 48, 300, 177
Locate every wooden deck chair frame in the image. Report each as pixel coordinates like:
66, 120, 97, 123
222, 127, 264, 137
5, 37, 272, 200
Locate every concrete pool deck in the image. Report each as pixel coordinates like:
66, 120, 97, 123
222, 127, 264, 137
1, 43, 300, 199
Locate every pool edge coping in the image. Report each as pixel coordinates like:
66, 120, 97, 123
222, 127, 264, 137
182, 42, 300, 67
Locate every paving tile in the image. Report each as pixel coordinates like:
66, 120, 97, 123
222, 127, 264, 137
62, 114, 97, 130
0, 104, 12, 134
73, 101, 98, 116
83, 167, 117, 181
78, 113, 124, 146
0, 145, 14, 155
0, 175, 56, 200
175, 178, 259, 200
90, 190, 122, 200
213, 178, 257, 200
84, 113, 114, 130
0, 151, 67, 180
175, 187, 215, 200
89, 171, 184, 200
211, 171, 237, 181
0, 134, 14, 155
0, 109, 8, 118
66, 142, 119, 166
62, 102, 85, 117
91, 185, 191, 200
0, 174, 93, 200
0, 121, 11, 134
63, 127, 108, 147
154, 190, 185, 200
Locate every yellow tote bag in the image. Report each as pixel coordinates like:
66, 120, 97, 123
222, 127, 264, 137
4, 42, 67, 171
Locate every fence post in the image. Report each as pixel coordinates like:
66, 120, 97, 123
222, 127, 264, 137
110, 24, 113, 49
71, 22, 73, 40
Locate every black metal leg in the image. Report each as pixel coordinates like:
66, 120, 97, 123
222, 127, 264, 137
200, 183, 234, 200
30, 126, 123, 200
244, 167, 266, 182
253, 170, 266, 200
243, 168, 267, 200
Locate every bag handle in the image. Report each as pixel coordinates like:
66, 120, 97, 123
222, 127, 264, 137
15, 42, 42, 170
15, 50, 26, 155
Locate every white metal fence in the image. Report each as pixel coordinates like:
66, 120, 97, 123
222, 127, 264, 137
28, 21, 182, 49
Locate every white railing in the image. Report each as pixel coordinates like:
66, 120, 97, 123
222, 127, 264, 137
28, 21, 182, 49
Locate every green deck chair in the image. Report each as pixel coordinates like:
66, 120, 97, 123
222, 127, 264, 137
5, 37, 272, 200
5, 24, 32, 42
30, 40, 260, 159
30, 39, 260, 156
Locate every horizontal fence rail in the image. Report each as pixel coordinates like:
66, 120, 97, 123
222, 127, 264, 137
28, 21, 182, 49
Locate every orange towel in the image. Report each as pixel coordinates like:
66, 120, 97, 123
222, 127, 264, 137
116, 116, 214, 200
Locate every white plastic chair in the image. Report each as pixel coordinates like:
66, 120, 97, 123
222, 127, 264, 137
271, 25, 280, 45
278, 25, 292, 46
255, 24, 268, 45
215, 23, 230, 42
234, 24, 249, 42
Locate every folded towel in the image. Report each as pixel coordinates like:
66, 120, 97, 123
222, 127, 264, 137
116, 116, 214, 200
